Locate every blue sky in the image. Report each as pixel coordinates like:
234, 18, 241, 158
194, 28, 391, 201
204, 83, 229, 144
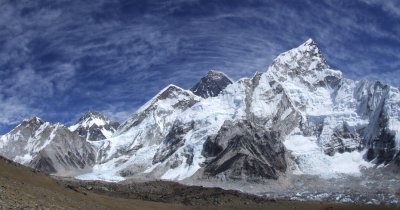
0, 0, 399, 133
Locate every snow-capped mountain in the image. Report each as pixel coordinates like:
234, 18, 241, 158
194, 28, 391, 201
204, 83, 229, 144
1, 39, 399, 184
190, 70, 233, 98
81, 85, 201, 180
69, 112, 119, 141
75, 38, 399, 182
0, 117, 96, 175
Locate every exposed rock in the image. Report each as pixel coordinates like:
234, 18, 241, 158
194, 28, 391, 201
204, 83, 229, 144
29, 125, 96, 175
325, 122, 363, 156
202, 120, 287, 180
190, 70, 233, 98
153, 122, 194, 164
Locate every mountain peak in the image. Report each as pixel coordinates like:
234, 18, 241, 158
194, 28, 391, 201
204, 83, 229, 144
190, 70, 233, 98
205, 70, 231, 80
267, 38, 337, 86
164, 84, 183, 92
115, 83, 200, 138
22, 116, 44, 126
69, 111, 119, 141
296, 38, 324, 60
303, 38, 315, 45
77, 111, 106, 123
156, 84, 187, 100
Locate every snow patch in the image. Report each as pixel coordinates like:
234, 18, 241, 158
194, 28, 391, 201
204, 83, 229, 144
14, 154, 33, 165
285, 133, 373, 178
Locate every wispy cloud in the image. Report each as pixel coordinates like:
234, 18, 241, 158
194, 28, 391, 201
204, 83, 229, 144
0, 95, 41, 125
358, 0, 400, 17
0, 0, 399, 132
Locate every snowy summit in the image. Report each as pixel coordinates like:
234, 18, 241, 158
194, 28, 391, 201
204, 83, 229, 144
69, 112, 119, 141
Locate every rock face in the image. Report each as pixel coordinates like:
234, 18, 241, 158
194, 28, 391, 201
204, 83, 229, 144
2, 39, 399, 182
190, 70, 233, 98
202, 120, 287, 180
356, 81, 399, 164
0, 117, 96, 175
69, 112, 119, 141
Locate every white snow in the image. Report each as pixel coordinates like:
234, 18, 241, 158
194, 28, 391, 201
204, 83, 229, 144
284, 132, 374, 177
0, 134, 8, 149
69, 116, 107, 131
75, 172, 125, 182
100, 128, 113, 139
13, 154, 33, 165
68, 113, 117, 141
330, 151, 373, 174
77, 144, 160, 182
284, 134, 320, 155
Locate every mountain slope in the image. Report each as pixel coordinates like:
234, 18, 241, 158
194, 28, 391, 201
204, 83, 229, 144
0, 155, 112, 209
79, 85, 201, 181
0, 117, 96, 174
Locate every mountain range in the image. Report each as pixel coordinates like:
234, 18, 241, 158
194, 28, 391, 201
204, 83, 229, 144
0, 39, 399, 187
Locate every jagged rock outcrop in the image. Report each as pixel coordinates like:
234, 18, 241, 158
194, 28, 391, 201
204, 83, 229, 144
202, 120, 287, 180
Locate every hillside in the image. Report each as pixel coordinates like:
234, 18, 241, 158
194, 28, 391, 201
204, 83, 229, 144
0, 155, 397, 210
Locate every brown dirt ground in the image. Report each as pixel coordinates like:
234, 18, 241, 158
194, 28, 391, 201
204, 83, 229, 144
0, 156, 398, 210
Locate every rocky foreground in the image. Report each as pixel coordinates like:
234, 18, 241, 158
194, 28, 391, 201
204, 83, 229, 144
0, 155, 398, 210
